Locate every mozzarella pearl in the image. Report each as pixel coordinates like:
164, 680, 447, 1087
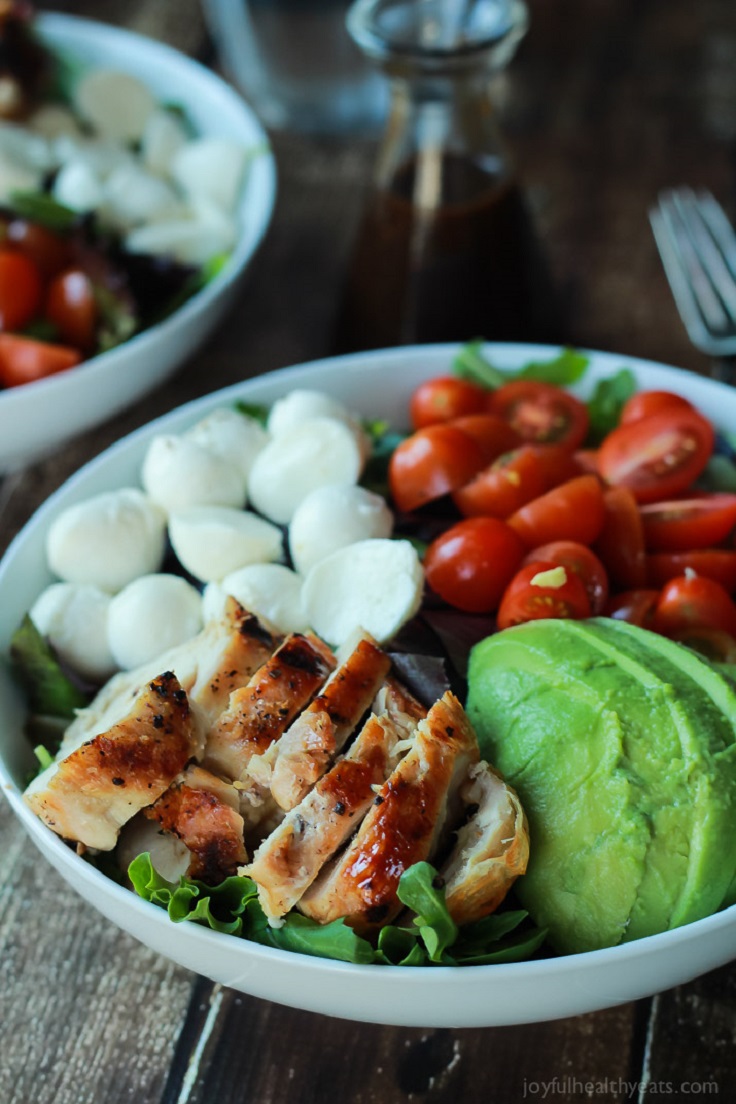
30, 582, 116, 681
141, 434, 247, 515
289, 484, 393, 576
46, 488, 166, 593
168, 506, 283, 583
107, 574, 203, 670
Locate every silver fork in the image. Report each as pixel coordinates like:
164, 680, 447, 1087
649, 187, 736, 371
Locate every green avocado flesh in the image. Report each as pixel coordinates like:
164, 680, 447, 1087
466, 617, 736, 954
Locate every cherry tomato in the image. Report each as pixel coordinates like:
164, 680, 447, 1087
620, 390, 695, 426
0, 249, 43, 331
522, 540, 609, 614
507, 475, 606, 548
447, 414, 521, 464
5, 219, 70, 279
497, 560, 592, 629
593, 486, 647, 589
527, 444, 582, 489
647, 549, 736, 593
453, 445, 547, 519
669, 626, 736, 663
45, 269, 97, 351
0, 333, 82, 387
389, 424, 485, 513
424, 517, 526, 613
639, 495, 736, 552
487, 380, 589, 451
604, 589, 660, 629
652, 574, 736, 638
597, 408, 714, 504
410, 376, 487, 429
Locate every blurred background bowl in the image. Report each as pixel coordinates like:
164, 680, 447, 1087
0, 12, 276, 474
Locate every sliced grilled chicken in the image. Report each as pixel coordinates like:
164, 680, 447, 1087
441, 761, 529, 926
298, 691, 478, 932
24, 671, 196, 851
373, 675, 427, 737
246, 634, 391, 810
203, 632, 335, 782
142, 764, 247, 883
59, 597, 277, 759
245, 707, 421, 922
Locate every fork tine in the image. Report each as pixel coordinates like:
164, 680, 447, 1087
671, 188, 736, 322
649, 195, 730, 347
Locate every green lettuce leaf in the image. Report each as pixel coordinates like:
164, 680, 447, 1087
585, 368, 637, 444
8, 190, 79, 232
453, 342, 590, 391
234, 400, 269, 427
128, 853, 546, 968
10, 615, 89, 722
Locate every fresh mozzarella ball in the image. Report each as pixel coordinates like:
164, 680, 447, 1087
302, 539, 424, 646
73, 70, 156, 144
29, 104, 83, 140
53, 161, 105, 212
267, 389, 353, 438
289, 485, 393, 576
219, 563, 309, 634
185, 408, 269, 484
46, 488, 167, 593
141, 108, 188, 176
107, 574, 203, 670
0, 123, 53, 170
124, 211, 235, 266
247, 417, 364, 525
171, 138, 247, 213
141, 434, 247, 515
104, 163, 179, 228
30, 582, 116, 681
168, 506, 283, 583
53, 135, 133, 179
0, 161, 41, 203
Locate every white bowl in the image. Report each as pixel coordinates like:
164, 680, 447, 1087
2, 342, 736, 1028
0, 13, 276, 474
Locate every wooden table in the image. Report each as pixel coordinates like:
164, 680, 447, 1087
2, 1, 735, 1100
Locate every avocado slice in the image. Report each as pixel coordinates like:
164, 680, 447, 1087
467, 618, 736, 953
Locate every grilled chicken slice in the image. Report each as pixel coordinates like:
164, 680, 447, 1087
203, 632, 335, 782
298, 691, 478, 932
246, 634, 391, 811
245, 707, 421, 922
440, 761, 529, 925
142, 765, 247, 883
24, 671, 196, 851
373, 675, 427, 736
59, 598, 277, 759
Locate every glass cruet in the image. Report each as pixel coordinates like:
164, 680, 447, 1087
333, 0, 565, 352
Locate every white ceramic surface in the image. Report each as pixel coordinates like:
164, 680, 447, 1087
0, 14, 276, 474
2, 343, 736, 1028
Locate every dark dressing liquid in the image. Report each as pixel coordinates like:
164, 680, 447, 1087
334, 154, 566, 352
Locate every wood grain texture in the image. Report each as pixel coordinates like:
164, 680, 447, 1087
1, 0, 736, 1101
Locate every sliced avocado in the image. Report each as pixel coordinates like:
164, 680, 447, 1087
466, 618, 736, 953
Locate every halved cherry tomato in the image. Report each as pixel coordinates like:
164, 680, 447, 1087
507, 475, 606, 548
5, 219, 70, 279
652, 574, 736, 638
527, 444, 581, 489
522, 540, 609, 614
593, 486, 647, 589
389, 424, 485, 513
453, 445, 547, 519
410, 376, 487, 429
573, 448, 600, 475
0, 249, 43, 331
45, 269, 97, 351
424, 517, 526, 613
639, 495, 736, 551
604, 589, 660, 629
497, 560, 592, 629
670, 626, 736, 663
0, 334, 82, 387
487, 380, 589, 451
647, 549, 736, 593
619, 390, 695, 426
447, 414, 521, 464
597, 408, 714, 504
